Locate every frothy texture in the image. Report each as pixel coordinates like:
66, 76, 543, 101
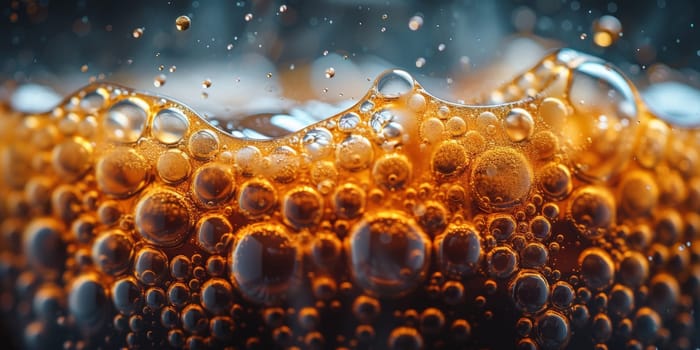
1, 49, 699, 349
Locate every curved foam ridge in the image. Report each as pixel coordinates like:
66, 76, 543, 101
1, 48, 700, 349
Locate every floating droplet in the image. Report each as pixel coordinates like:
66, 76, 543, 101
408, 15, 423, 31
175, 15, 191, 31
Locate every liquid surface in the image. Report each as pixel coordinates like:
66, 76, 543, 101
1, 49, 700, 349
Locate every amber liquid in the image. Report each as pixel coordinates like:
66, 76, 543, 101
1, 49, 698, 349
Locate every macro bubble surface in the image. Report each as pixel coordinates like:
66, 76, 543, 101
1, 49, 699, 349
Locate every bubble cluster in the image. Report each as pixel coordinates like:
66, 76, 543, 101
1, 50, 699, 349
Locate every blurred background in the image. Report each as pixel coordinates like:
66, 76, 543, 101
0, 0, 699, 123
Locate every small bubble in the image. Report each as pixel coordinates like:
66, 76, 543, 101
438, 43, 446, 51
132, 27, 144, 39
325, 67, 335, 79
415, 57, 426, 68
202, 79, 212, 88
266, 72, 272, 78
175, 15, 191, 31
168, 65, 176, 73
408, 15, 423, 31
226, 43, 233, 50
592, 15, 622, 48
580, 33, 588, 40
244, 13, 253, 22
279, 4, 288, 13
158, 65, 164, 71
153, 74, 166, 88
80, 64, 88, 73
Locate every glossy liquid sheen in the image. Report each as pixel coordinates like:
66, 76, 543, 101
1, 49, 698, 349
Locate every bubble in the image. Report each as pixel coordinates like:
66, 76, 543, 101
132, 27, 144, 38
376, 70, 415, 98
435, 224, 482, 278
529, 131, 559, 159
92, 229, 134, 275
188, 129, 220, 160
196, 214, 232, 254
432, 140, 468, 179
568, 186, 615, 239
174, 15, 191, 31
152, 108, 189, 144
153, 74, 166, 87
349, 295, 380, 323
511, 270, 549, 313
486, 214, 515, 241
105, 99, 148, 143
302, 128, 334, 159
388, 327, 423, 350
338, 112, 361, 132
372, 154, 412, 191
648, 273, 679, 316
282, 186, 323, 229
157, 149, 191, 184
32, 284, 64, 322
347, 211, 430, 297
408, 15, 423, 31
520, 242, 548, 269
618, 251, 649, 288
80, 89, 106, 112
591, 314, 612, 343
167, 282, 190, 307
416, 201, 448, 236
68, 274, 107, 327
592, 15, 622, 48
472, 147, 533, 211
324, 67, 335, 79
52, 137, 93, 180
536, 310, 570, 349
578, 247, 614, 291
633, 307, 661, 343
112, 277, 142, 316
191, 163, 235, 206
333, 183, 366, 219
608, 284, 635, 317
135, 189, 192, 247
504, 108, 534, 142
24, 218, 66, 271
182, 305, 208, 334
336, 135, 374, 171
419, 308, 445, 335
201, 278, 233, 315
538, 163, 572, 200
551, 281, 575, 309
134, 247, 168, 285
562, 51, 638, 181
230, 223, 299, 304
234, 180, 275, 218
420, 118, 444, 143
618, 170, 659, 216
635, 119, 669, 168
311, 232, 342, 269
235, 145, 262, 176
445, 117, 467, 137
538, 97, 569, 129
170, 255, 191, 280
266, 146, 299, 183
487, 246, 518, 278
210, 316, 234, 341
96, 147, 150, 197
